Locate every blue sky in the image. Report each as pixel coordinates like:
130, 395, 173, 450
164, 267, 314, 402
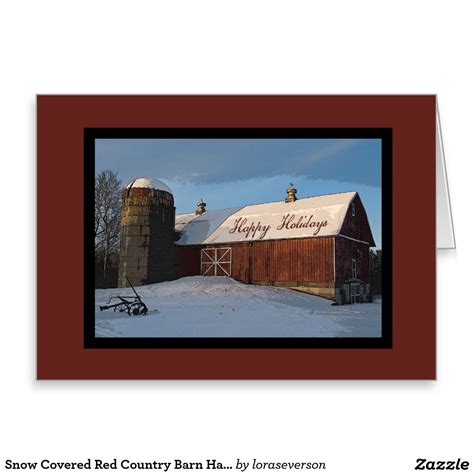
96, 138, 382, 248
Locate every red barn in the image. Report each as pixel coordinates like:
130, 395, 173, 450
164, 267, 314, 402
175, 187, 375, 304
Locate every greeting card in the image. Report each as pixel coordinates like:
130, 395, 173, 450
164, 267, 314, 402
37, 95, 453, 379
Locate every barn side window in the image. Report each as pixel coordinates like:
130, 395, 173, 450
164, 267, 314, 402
351, 202, 356, 217
351, 258, 357, 279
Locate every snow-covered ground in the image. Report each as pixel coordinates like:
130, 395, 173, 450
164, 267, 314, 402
95, 276, 381, 338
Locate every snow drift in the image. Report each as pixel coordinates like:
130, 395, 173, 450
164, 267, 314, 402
95, 276, 381, 338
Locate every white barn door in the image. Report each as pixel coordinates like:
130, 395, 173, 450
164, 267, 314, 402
201, 248, 232, 277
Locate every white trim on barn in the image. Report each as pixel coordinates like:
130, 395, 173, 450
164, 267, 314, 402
339, 234, 371, 245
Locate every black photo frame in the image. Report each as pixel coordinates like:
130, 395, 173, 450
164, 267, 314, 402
84, 127, 392, 350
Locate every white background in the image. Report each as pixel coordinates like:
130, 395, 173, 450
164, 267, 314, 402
0, 1, 472, 473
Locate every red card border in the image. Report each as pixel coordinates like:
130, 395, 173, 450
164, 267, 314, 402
37, 95, 436, 379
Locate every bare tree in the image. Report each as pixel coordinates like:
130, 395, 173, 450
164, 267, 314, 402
95, 170, 122, 279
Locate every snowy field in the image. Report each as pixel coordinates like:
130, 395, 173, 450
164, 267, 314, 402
95, 276, 381, 338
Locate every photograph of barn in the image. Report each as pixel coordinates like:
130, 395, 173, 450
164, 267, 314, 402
118, 178, 375, 305
93, 136, 383, 339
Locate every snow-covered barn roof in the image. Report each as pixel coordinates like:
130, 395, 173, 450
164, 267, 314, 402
175, 213, 197, 233
176, 207, 244, 245
176, 191, 372, 246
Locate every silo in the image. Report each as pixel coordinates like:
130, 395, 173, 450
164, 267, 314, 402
118, 177, 176, 287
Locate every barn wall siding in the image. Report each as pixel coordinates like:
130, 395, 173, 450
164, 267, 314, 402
196, 237, 335, 286
176, 246, 200, 278
176, 235, 372, 302
335, 236, 370, 284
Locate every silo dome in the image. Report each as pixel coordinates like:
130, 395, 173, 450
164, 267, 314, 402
126, 177, 172, 195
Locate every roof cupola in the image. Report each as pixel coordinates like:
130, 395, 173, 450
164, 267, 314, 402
196, 198, 207, 215
285, 183, 297, 203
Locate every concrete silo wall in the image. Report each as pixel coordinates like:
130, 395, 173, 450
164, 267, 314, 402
118, 188, 176, 287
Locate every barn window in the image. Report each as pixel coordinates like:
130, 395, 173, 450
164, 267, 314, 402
351, 202, 356, 217
351, 258, 357, 279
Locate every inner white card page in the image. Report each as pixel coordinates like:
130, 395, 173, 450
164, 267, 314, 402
436, 101, 456, 249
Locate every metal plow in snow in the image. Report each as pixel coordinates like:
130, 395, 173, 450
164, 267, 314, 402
99, 277, 148, 316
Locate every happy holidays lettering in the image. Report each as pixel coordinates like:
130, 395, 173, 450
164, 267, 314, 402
229, 214, 328, 240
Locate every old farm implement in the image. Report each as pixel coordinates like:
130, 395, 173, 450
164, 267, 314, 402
99, 277, 148, 316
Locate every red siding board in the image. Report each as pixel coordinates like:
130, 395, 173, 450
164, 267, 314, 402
195, 237, 338, 285
176, 245, 201, 278
335, 236, 370, 284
